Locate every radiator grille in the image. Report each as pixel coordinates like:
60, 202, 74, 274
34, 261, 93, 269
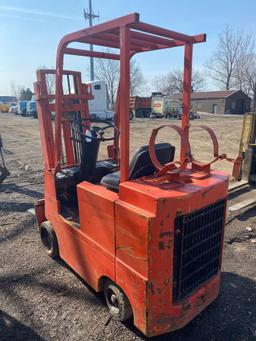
173, 200, 225, 302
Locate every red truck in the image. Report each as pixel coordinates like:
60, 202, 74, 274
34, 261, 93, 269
129, 96, 151, 119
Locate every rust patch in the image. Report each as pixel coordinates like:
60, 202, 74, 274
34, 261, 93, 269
197, 293, 207, 306
163, 277, 171, 287
158, 241, 165, 250
176, 209, 183, 216
148, 282, 155, 295
158, 239, 172, 250
159, 231, 172, 238
156, 287, 162, 295
166, 240, 172, 249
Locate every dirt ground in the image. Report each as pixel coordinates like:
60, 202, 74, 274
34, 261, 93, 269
0, 112, 256, 341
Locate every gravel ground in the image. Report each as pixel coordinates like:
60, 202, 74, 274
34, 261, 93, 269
0, 113, 256, 341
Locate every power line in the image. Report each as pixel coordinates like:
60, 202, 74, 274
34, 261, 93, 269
83, 0, 99, 81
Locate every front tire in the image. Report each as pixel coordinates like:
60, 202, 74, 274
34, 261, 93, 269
40, 221, 59, 259
104, 280, 133, 321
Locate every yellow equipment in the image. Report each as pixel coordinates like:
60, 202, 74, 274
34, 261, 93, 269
0, 103, 9, 113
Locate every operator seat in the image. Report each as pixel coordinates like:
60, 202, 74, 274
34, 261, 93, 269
56, 132, 117, 207
101, 143, 175, 191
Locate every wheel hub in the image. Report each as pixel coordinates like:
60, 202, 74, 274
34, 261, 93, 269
111, 294, 118, 306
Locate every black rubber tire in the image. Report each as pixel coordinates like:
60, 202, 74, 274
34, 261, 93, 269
39, 221, 59, 259
137, 109, 146, 118
129, 111, 134, 120
143, 110, 150, 118
104, 280, 133, 322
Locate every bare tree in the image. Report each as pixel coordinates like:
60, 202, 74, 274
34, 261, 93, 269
10, 81, 18, 98
95, 50, 144, 108
45, 73, 55, 94
10, 82, 28, 100
152, 74, 170, 94
95, 56, 119, 109
152, 69, 205, 95
206, 26, 253, 90
236, 53, 256, 110
130, 59, 143, 96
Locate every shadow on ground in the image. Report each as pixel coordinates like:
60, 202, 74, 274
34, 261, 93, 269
0, 310, 45, 341
0, 183, 42, 198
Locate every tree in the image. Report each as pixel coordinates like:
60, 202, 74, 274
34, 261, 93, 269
10, 81, 18, 98
130, 59, 144, 96
151, 74, 169, 94
152, 69, 205, 95
235, 53, 256, 110
95, 56, 119, 109
18, 88, 33, 101
95, 50, 144, 108
206, 26, 253, 90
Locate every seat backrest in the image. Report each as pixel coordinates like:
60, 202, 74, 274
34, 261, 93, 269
79, 132, 100, 181
129, 143, 175, 180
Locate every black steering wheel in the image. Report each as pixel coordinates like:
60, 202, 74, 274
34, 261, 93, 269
72, 117, 119, 142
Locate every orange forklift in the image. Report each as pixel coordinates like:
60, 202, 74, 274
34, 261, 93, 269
34, 13, 231, 337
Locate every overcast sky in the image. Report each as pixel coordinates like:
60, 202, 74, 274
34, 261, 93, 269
1, 0, 256, 95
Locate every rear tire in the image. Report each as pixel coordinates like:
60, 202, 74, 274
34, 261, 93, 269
39, 221, 59, 259
104, 280, 133, 322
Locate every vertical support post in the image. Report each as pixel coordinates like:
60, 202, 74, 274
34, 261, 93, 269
34, 78, 55, 170
181, 43, 193, 162
113, 83, 120, 163
55, 48, 65, 167
119, 26, 130, 183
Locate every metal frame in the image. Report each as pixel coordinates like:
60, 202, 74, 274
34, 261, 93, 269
53, 12, 206, 181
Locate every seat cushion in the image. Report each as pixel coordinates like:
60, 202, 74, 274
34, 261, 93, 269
101, 171, 120, 191
92, 160, 117, 183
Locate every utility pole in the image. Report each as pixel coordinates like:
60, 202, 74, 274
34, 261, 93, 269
84, 0, 99, 81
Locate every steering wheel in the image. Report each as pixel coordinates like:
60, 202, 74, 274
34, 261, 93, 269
72, 117, 119, 142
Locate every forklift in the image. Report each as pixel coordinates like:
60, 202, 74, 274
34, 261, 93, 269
34, 13, 232, 337
234, 112, 256, 184
226, 112, 256, 211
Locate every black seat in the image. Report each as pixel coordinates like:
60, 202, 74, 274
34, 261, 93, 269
56, 135, 117, 206
56, 158, 117, 209
101, 143, 175, 191
93, 159, 117, 183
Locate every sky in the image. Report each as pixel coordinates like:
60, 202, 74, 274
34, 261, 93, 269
1, 0, 256, 95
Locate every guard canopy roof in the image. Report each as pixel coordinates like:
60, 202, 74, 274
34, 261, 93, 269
58, 12, 206, 57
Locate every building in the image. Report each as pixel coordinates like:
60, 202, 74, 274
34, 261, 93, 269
0, 96, 17, 104
171, 90, 251, 115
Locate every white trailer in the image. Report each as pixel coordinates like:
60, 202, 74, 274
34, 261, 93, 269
151, 94, 180, 119
88, 81, 114, 120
